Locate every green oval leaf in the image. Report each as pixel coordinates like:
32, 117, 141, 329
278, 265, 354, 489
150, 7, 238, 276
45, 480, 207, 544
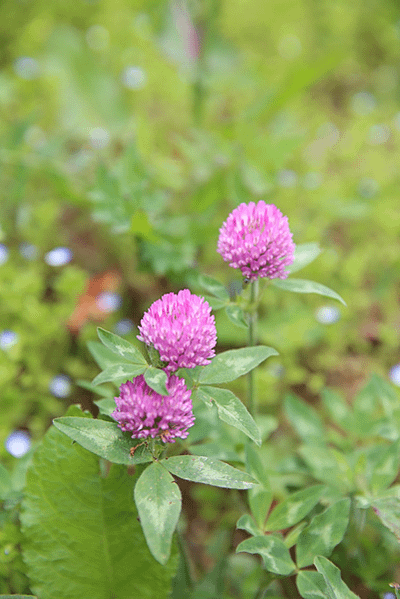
92, 364, 147, 386
299, 446, 353, 492
296, 570, 329, 599
236, 514, 260, 537
134, 462, 182, 565
196, 386, 261, 445
248, 486, 273, 530
284, 394, 325, 443
77, 379, 114, 398
370, 439, 400, 494
53, 417, 152, 465
88, 341, 130, 369
288, 243, 321, 274
97, 327, 147, 364
314, 556, 359, 599
236, 535, 296, 575
144, 367, 169, 396
194, 274, 230, 301
296, 498, 351, 568
321, 389, 354, 432
225, 304, 249, 329
199, 346, 279, 385
284, 521, 308, 549
162, 455, 256, 489
370, 491, 400, 540
202, 295, 227, 310
265, 485, 325, 531
370, 373, 400, 416
94, 398, 118, 417
272, 278, 346, 306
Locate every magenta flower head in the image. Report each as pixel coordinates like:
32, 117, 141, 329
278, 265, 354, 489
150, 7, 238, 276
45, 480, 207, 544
217, 201, 295, 282
137, 289, 217, 373
112, 374, 195, 443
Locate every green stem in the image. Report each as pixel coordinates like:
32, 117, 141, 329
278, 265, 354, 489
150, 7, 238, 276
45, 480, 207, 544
192, 14, 206, 125
247, 279, 259, 416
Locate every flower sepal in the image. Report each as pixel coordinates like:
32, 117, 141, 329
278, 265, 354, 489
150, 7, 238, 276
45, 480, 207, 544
144, 437, 169, 460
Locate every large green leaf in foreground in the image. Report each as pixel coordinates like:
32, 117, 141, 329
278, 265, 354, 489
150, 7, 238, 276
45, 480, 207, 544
20, 425, 177, 599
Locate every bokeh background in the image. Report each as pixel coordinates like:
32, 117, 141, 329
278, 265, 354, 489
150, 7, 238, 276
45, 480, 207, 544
1, 0, 400, 591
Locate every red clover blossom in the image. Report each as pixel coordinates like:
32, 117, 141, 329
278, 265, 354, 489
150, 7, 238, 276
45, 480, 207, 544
217, 201, 295, 282
137, 289, 217, 372
112, 374, 194, 443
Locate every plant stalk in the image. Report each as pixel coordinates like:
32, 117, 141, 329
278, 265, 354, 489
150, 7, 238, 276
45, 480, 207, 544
247, 279, 259, 416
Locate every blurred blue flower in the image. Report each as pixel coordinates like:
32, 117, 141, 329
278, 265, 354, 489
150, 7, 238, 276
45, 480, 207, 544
317, 122, 339, 147
89, 128, 110, 149
114, 319, 134, 335
389, 364, 400, 387
268, 363, 285, 378
303, 172, 323, 190
0, 330, 18, 350
277, 169, 297, 188
351, 91, 376, 116
14, 57, 40, 80
19, 242, 38, 260
358, 178, 379, 199
0, 244, 8, 265
5, 430, 31, 458
121, 66, 147, 90
66, 150, 92, 174
315, 306, 341, 325
24, 125, 46, 149
49, 375, 72, 398
96, 292, 122, 313
368, 124, 390, 145
45, 247, 73, 266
